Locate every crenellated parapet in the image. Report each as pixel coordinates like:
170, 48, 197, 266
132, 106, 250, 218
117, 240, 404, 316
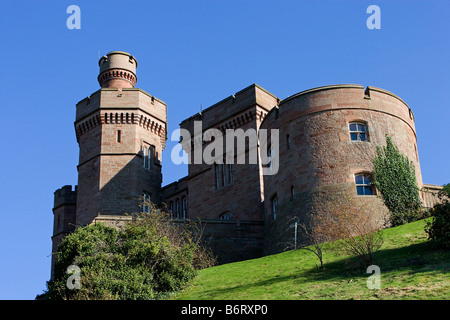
53, 185, 77, 210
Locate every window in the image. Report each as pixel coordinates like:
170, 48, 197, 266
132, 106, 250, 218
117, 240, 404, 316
219, 212, 233, 220
355, 174, 374, 195
349, 122, 368, 141
182, 197, 187, 220
147, 147, 151, 170
142, 145, 153, 170
272, 195, 278, 221
143, 146, 147, 168
228, 164, 233, 184
286, 134, 291, 150
290, 186, 295, 200
215, 164, 220, 189
222, 164, 226, 187
176, 199, 180, 219
117, 130, 121, 143
170, 202, 174, 217
142, 193, 151, 213
268, 145, 273, 171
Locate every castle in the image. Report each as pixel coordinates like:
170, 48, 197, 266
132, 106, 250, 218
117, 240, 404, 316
51, 51, 442, 278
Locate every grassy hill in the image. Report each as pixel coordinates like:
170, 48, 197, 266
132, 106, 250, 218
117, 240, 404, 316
172, 219, 449, 300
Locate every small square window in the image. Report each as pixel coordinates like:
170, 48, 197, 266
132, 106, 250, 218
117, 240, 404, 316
349, 122, 369, 141
355, 174, 374, 195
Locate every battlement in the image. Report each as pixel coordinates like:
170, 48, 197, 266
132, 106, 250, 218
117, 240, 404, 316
53, 185, 77, 209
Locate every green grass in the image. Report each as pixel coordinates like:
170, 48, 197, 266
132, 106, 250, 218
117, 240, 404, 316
172, 219, 449, 300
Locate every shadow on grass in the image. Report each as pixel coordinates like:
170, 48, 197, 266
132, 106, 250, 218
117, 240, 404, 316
302, 240, 449, 282
190, 241, 449, 299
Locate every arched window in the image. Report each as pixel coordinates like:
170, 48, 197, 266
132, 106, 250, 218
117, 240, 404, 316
219, 212, 233, 221
355, 174, 374, 195
349, 122, 369, 141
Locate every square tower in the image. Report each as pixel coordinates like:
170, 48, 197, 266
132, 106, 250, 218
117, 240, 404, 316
74, 51, 167, 226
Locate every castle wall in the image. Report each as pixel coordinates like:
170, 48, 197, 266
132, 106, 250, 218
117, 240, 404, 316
179, 84, 276, 222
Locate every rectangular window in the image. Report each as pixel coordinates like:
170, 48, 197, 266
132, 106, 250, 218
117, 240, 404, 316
228, 164, 233, 184
117, 130, 121, 143
147, 146, 152, 170
272, 196, 278, 221
222, 164, 226, 187
176, 199, 180, 219
215, 164, 220, 189
355, 174, 374, 195
142, 145, 153, 170
143, 146, 147, 168
268, 145, 273, 171
349, 122, 368, 141
182, 197, 187, 220
142, 193, 151, 213
287, 134, 290, 150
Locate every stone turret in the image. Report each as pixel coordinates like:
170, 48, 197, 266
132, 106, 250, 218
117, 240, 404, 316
98, 51, 138, 89
51, 185, 77, 279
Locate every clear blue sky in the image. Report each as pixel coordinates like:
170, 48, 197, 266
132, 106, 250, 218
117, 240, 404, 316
0, 0, 448, 299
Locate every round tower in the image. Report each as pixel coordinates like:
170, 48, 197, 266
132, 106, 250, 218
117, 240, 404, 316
98, 51, 138, 88
261, 84, 422, 255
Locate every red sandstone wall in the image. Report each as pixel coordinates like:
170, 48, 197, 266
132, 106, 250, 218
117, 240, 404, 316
261, 85, 421, 255
75, 88, 167, 225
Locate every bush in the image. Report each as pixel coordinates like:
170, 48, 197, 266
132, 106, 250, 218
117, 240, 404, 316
425, 184, 450, 248
372, 135, 422, 226
39, 207, 215, 300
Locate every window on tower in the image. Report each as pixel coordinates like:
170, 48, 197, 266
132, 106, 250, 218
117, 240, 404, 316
147, 146, 152, 170
355, 174, 374, 195
142, 145, 154, 170
349, 122, 369, 141
143, 146, 147, 168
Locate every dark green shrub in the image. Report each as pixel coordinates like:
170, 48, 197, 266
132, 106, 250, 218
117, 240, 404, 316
425, 184, 450, 248
39, 208, 215, 300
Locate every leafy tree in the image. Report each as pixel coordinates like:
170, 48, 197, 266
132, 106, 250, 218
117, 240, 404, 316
372, 135, 422, 226
38, 206, 215, 300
